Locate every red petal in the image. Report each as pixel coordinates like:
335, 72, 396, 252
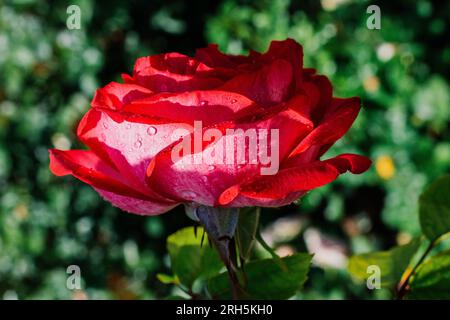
258, 38, 303, 87
131, 53, 225, 92
288, 97, 361, 157
49, 149, 146, 199
94, 188, 178, 216
146, 108, 313, 206
49, 149, 178, 215
195, 39, 303, 88
195, 44, 254, 68
300, 74, 333, 123
91, 82, 153, 110
220, 59, 294, 107
218, 153, 371, 205
218, 191, 305, 208
123, 90, 264, 126
77, 108, 192, 202
324, 153, 372, 174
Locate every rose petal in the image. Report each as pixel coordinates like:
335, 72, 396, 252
94, 188, 178, 216
219, 191, 305, 208
302, 74, 333, 123
324, 153, 372, 174
49, 149, 163, 202
91, 82, 153, 110
288, 97, 361, 157
218, 154, 371, 205
146, 108, 313, 206
77, 108, 192, 202
195, 44, 255, 68
195, 39, 303, 88
130, 52, 225, 92
124, 90, 264, 126
258, 38, 303, 87
220, 59, 294, 107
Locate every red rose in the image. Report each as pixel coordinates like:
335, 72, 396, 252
49, 39, 371, 215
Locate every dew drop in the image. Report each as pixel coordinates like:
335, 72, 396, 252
208, 165, 215, 171
231, 99, 237, 104
80, 168, 93, 178
181, 190, 197, 200
147, 126, 157, 136
200, 100, 208, 106
134, 139, 142, 148
102, 121, 109, 129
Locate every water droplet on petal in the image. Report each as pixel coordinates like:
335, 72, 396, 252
125, 123, 131, 129
200, 100, 208, 106
208, 165, 216, 171
80, 168, 94, 178
102, 121, 109, 129
231, 99, 237, 104
134, 139, 142, 148
201, 176, 208, 183
147, 126, 157, 136
84, 168, 94, 178
181, 190, 197, 200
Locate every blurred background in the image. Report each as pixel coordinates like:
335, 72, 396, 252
0, 0, 449, 299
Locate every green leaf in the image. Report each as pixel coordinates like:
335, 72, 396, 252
236, 207, 260, 261
167, 227, 223, 288
208, 253, 312, 299
407, 250, 450, 299
156, 273, 180, 285
348, 239, 421, 288
419, 174, 450, 240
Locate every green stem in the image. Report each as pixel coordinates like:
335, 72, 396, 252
187, 205, 244, 299
255, 231, 287, 271
396, 238, 437, 299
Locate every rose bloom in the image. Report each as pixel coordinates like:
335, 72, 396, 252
49, 39, 371, 215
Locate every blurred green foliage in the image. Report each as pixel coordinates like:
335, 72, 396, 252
348, 174, 450, 299
0, 0, 449, 299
